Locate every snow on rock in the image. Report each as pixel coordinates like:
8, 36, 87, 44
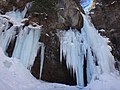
59, 13, 118, 87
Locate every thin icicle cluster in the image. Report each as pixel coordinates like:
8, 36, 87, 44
0, 15, 43, 71
59, 13, 116, 86
59, 29, 86, 86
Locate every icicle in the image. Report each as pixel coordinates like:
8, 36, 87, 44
39, 43, 45, 79
20, 28, 34, 67
0, 26, 16, 53
12, 26, 28, 59
28, 29, 41, 70
81, 13, 116, 74
59, 29, 86, 86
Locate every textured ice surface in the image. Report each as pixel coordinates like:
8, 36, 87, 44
0, 15, 42, 72
59, 13, 116, 86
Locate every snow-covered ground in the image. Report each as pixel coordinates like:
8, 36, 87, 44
0, 47, 80, 90
0, 46, 120, 90
80, 0, 94, 13
85, 73, 120, 90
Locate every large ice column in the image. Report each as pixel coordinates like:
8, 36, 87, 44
0, 2, 45, 80
81, 13, 116, 74
59, 13, 116, 86
12, 26, 41, 69
12, 26, 28, 59
0, 17, 16, 53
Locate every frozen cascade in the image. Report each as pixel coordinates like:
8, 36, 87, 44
0, 2, 45, 79
59, 13, 116, 86
0, 15, 45, 77
12, 26, 42, 68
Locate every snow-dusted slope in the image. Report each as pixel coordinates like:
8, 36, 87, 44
85, 73, 120, 90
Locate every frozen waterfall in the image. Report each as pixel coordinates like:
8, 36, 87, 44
59, 13, 116, 86
0, 2, 45, 78
0, 15, 44, 73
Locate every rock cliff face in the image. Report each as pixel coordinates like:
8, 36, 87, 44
30, 0, 84, 85
0, 0, 84, 85
90, 0, 120, 62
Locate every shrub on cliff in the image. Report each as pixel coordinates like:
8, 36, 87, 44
31, 0, 57, 15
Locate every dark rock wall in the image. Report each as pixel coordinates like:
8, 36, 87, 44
30, 0, 83, 85
31, 30, 77, 85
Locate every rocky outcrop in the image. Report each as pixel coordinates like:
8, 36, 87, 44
29, 0, 84, 30
90, 0, 120, 61
56, 0, 84, 30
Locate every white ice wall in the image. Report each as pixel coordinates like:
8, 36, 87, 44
59, 13, 116, 86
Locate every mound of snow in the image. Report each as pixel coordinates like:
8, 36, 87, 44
86, 73, 120, 90
0, 47, 80, 90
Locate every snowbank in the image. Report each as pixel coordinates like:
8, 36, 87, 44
0, 47, 80, 90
